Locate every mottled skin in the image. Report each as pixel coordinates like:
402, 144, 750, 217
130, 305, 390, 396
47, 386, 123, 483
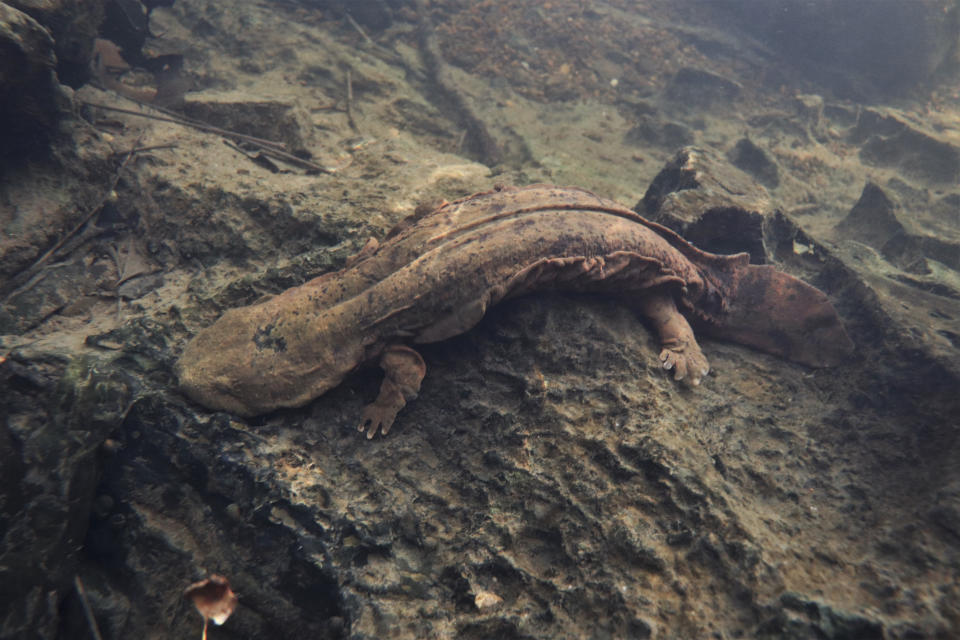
177, 185, 854, 437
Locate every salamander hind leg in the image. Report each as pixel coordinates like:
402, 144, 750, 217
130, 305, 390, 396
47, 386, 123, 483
638, 291, 710, 386
358, 345, 427, 439
658, 334, 710, 385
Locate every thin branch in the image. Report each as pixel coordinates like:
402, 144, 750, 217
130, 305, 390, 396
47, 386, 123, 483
346, 69, 358, 132
339, 9, 405, 66
84, 101, 337, 174
343, 11, 377, 49
82, 102, 288, 151
74, 576, 104, 640
109, 143, 178, 158
224, 139, 335, 174
1, 138, 142, 303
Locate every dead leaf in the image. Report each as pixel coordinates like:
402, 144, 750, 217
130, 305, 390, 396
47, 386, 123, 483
109, 236, 159, 287
184, 574, 238, 639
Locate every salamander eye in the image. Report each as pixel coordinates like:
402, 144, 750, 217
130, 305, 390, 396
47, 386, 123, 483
212, 377, 236, 395
699, 289, 724, 317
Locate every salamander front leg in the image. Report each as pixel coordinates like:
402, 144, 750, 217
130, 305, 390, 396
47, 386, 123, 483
358, 345, 427, 439
638, 291, 710, 386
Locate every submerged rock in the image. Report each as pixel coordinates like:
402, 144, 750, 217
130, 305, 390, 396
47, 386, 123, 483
850, 107, 960, 185
0, 356, 134, 638
0, 3, 69, 164
6, 0, 105, 88
726, 137, 779, 189
638, 146, 773, 263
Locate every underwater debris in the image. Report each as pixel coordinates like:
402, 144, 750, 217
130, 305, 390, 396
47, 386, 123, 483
184, 574, 238, 640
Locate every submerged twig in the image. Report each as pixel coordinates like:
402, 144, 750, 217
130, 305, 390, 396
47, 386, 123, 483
224, 139, 335, 174
74, 576, 104, 640
346, 69, 358, 132
84, 101, 336, 174
343, 11, 377, 49
341, 10, 405, 65
0, 138, 142, 304
82, 102, 287, 151
108, 143, 178, 158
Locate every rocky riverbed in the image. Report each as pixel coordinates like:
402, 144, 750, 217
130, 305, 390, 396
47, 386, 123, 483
2, 1, 959, 638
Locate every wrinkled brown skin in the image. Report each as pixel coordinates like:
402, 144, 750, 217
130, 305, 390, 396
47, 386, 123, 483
176, 185, 854, 437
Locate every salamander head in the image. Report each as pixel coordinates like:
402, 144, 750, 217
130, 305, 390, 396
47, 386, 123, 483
701, 263, 854, 367
175, 311, 264, 417
175, 305, 347, 417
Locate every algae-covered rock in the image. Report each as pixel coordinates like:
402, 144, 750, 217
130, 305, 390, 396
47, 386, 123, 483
0, 2, 68, 162
1, 356, 133, 638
